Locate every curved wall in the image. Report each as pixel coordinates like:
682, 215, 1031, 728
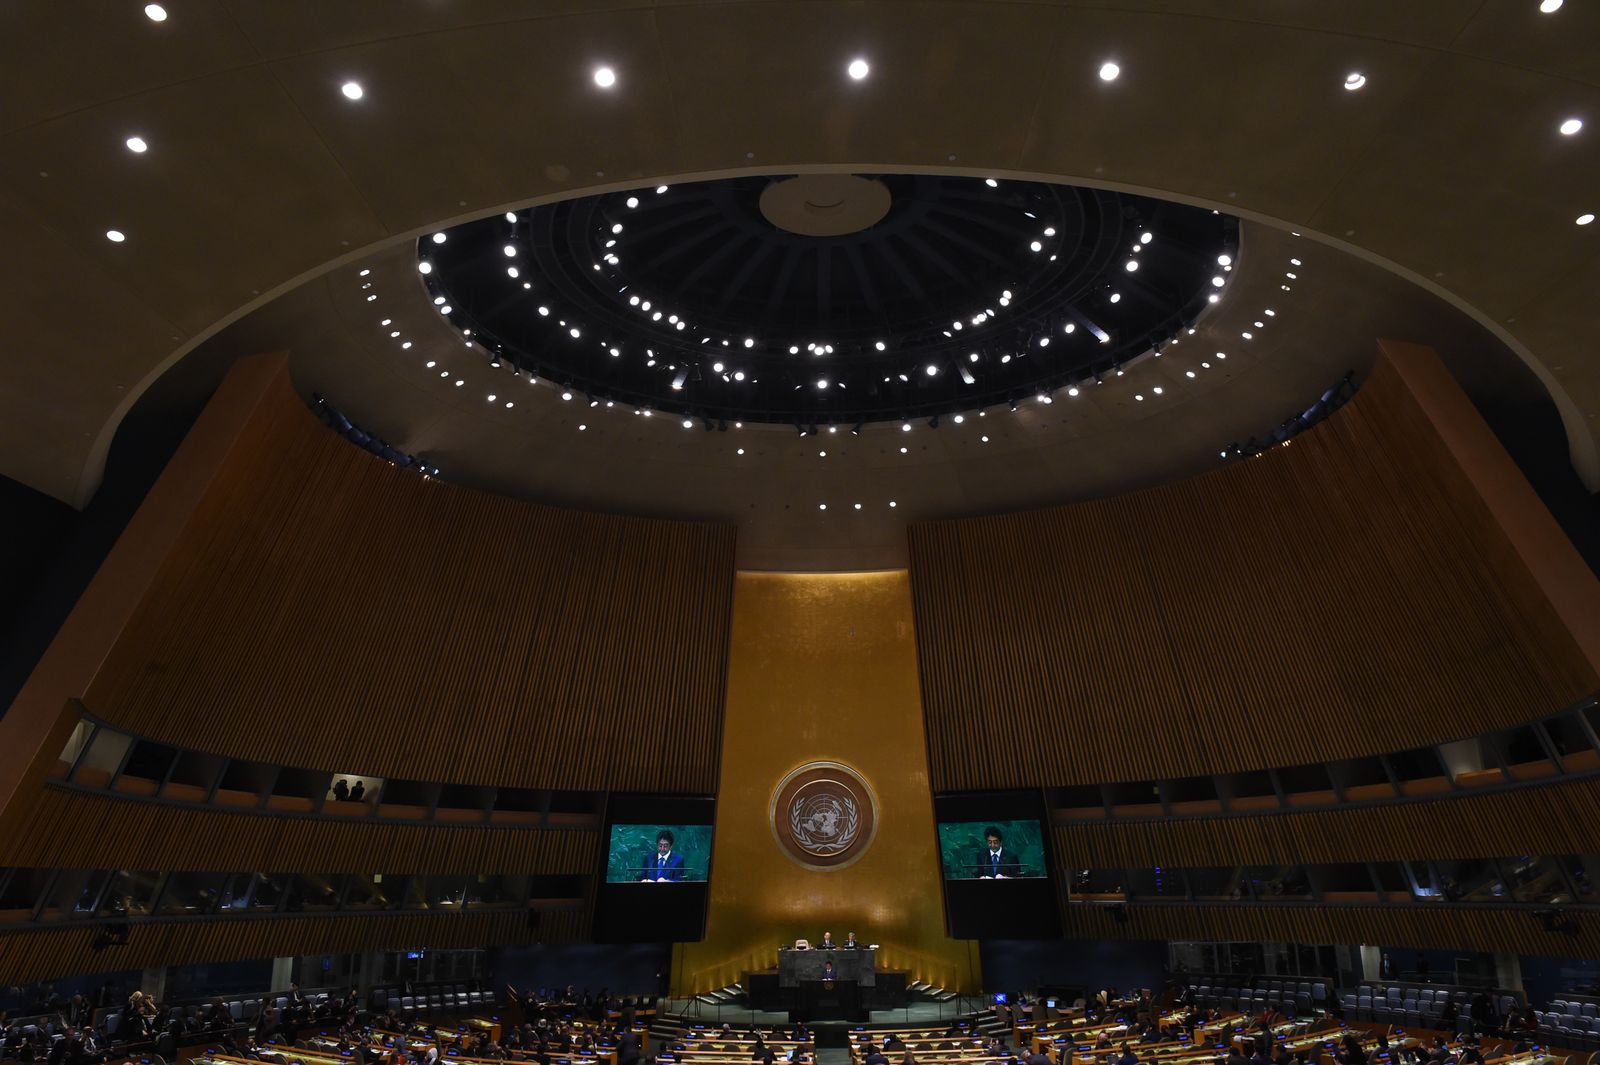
78, 364, 737, 794
910, 352, 1598, 792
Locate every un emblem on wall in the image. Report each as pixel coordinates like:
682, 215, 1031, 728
770, 761, 878, 870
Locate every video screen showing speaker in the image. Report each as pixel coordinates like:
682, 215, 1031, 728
937, 820, 1048, 879
593, 795, 715, 942
605, 823, 713, 883
934, 791, 1061, 939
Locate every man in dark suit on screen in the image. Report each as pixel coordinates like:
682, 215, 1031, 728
976, 826, 1023, 879
641, 829, 687, 882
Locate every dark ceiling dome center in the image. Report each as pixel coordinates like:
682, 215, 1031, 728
419, 174, 1237, 425
759, 174, 893, 236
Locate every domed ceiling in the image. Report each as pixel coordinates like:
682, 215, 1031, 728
417, 175, 1235, 426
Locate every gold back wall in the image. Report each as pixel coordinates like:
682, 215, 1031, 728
677, 572, 976, 995
909, 355, 1597, 791
81, 367, 736, 794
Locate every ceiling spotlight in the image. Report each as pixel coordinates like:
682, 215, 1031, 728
1109, 293, 1122, 303
1125, 260, 1138, 272
125, 135, 148, 153
1541, 0, 1563, 11
656, 185, 668, 194
1578, 213, 1595, 225
1344, 72, 1366, 91
816, 378, 829, 389
1099, 61, 1121, 82
847, 57, 870, 80
671, 368, 688, 390
875, 340, 887, 351
681, 418, 693, 429
143, 3, 168, 20
341, 81, 364, 100
105, 229, 126, 242
503, 244, 517, 257
417, 261, 432, 274
1211, 276, 1225, 287
985, 178, 999, 188
1067, 386, 1079, 396
743, 337, 755, 348
1140, 232, 1153, 245
593, 66, 617, 88
1030, 240, 1043, 252
901, 422, 912, 432
1560, 117, 1584, 136
1217, 253, 1232, 266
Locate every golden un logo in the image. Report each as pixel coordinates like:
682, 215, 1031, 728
769, 761, 878, 870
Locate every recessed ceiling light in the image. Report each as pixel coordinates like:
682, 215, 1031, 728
1344, 72, 1366, 91
1029, 240, 1043, 252
125, 136, 148, 153
1125, 260, 1138, 272
1211, 276, 1225, 287
417, 261, 432, 274
656, 185, 668, 194
1577, 213, 1595, 225
431, 232, 446, 244
1140, 232, 1153, 245
985, 178, 999, 188
143, 3, 167, 21
818, 503, 827, 511
1541, 0, 1563, 11
503, 244, 517, 257
736, 447, 745, 455
1109, 293, 1122, 303
889, 501, 897, 508
593, 66, 617, 89
626, 196, 639, 209
341, 81, 364, 101
847, 57, 870, 81
1067, 386, 1079, 396
1098, 61, 1120, 82
1560, 117, 1584, 136
105, 229, 126, 243
1217, 253, 1232, 266
901, 423, 911, 432
925, 364, 938, 376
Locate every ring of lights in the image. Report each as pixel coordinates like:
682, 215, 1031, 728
417, 174, 1238, 427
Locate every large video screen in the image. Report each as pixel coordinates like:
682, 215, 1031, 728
933, 792, 1061, 939
605, 823, 714, 883
937, 819, 1048, 879
593, 795, 715, 943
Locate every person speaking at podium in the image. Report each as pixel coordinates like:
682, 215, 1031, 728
978, 826, 1022, 879
642, 829, 686, 882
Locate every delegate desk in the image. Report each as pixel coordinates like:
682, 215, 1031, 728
777, 948, 875, 987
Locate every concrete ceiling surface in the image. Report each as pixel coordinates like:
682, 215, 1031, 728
0, 0, 1595, 510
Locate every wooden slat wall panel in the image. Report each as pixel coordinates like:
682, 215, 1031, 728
82, 370, 736, 793
1059, 903, 1600, 959
909, 357, 1596, 790
5, 788, 599, 873
1055, 778, 1600, 868
0, 909, 583, 985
